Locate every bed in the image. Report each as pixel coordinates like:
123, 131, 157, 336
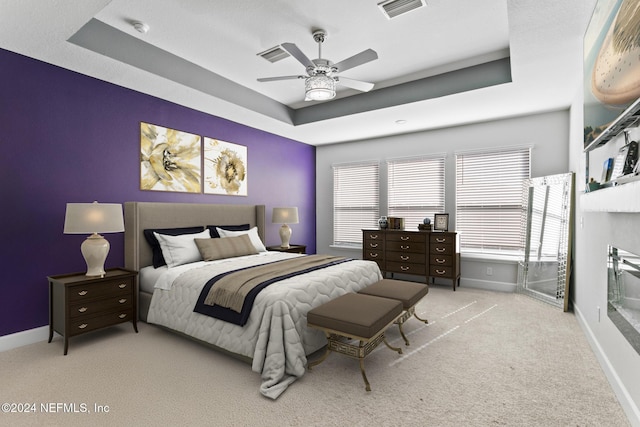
124, 202, 383, 399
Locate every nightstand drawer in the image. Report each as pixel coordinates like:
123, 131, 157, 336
67, 278, 133, 302
69, 310, 134, 336
387, 261, 426, 275
69, 296, 133, 318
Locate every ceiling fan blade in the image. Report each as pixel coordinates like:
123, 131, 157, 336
280, 42, 315, 69
337, 77, 375, 92
333, 49, 378, 73
257, 75, 304, 82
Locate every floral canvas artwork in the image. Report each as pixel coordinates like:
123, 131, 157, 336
140, 122, 202, 193
203, 137, 247, 196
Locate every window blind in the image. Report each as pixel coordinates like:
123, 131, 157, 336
456, 147, 531, 251
387, 155, 445, 230
333, 162, 380, 246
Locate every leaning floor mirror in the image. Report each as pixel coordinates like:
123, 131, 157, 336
517, 172, 575, 311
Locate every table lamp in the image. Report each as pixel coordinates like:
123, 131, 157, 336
64, 201, 125, 277
272, 207, 299, 248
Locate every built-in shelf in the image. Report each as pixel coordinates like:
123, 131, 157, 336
581, 179, 640, 212
584, 98, 640, 152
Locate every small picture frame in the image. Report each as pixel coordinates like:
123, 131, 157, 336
434, 213, 449, 232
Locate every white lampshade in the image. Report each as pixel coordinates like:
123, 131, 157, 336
305, 75, 336, 101
64, 202, 124, 277
272, 207, 299, 249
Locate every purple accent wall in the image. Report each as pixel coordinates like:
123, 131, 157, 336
0, 48, 316, 337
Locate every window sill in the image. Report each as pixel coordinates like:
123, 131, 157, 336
460, 251, 522, 264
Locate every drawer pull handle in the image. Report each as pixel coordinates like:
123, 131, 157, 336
369, 253, 378, 258
119, 298, 127, 304
435, 269, 446, 275
435, 258, 446, 264
400, 236, 410, 241
370, 234, 379, 239
401, 255, 410, 261
78, 307, 87, 313
78, 290, 88, 296
118, 283, 127, 289
369, 243, 378, 248
400, 266, 410, 271
118, 313, 127, 319
401, 245, 410, 250
436, 238, 446, 243
435, 247, 446, 252
78, 323, 88, 329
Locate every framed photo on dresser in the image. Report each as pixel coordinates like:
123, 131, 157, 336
434, 213, 449, 232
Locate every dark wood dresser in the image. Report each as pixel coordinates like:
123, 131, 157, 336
48, 268, 138, 355
363, 229, 460, 290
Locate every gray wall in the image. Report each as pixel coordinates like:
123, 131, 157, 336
316, 110, 570, 291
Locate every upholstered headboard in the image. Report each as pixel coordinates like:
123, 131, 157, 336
124, 202, 266, 272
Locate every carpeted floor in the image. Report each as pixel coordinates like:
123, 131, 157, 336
0, 286, 631, 426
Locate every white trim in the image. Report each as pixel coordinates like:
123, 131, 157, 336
461, 252, 522, 264
0, 326, 50, 353
574, 304, 640, 426
461, 277, 516, 293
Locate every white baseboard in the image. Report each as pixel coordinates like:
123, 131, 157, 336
461, 277, 516, 293
0, 326, 50, 353
573, 303, 640, 427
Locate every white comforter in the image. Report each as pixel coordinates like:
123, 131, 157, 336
147, 252, 382, 399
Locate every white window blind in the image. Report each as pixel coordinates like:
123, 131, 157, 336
456, 147, 531, 252
387, 155, 445, 230
333, 162, 380, 246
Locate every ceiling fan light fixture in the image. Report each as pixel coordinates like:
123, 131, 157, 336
305, 74, 336, 101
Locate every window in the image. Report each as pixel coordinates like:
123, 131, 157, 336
455, 147, 531, 252
333, 161, 379, 246
387, 155, 445, 231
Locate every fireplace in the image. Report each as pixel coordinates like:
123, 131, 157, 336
607, 246, 640, 355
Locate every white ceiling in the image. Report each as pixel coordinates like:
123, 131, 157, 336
0, 0, 597, 145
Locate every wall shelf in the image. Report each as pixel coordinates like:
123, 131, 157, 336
581, 179, 640, 212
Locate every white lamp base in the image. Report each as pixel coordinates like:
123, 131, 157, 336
279, 224, 292, 248
81, 233, 110, 277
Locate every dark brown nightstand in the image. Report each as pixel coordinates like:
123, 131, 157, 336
267, 244, 307, 254
47, 268, 138, 355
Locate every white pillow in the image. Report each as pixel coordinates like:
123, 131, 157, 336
153, 229, 211, 268
216, 226, 267, 252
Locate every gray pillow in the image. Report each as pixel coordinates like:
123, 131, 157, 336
195, 234, 259, 261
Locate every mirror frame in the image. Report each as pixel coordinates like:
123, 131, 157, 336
517, 172, 575, 311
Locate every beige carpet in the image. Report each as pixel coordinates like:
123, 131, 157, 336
0, 286, 630, 426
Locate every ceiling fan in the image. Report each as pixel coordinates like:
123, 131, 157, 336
257, 29, 378, 101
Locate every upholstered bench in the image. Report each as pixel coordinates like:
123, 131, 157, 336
307, 292, 403, 391
358, 279, 429, 346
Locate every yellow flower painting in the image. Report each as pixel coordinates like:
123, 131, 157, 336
140, 122, 201, 193
203, 137, 247, 196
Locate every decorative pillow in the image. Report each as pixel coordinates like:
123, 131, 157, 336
144, 226, 206, 268
153, 229, 211, 268
206, 224, 250, 238
216, 226, 267, 252
195, 234, 259, 261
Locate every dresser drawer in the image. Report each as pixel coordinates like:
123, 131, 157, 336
387, 261, 426, 275
363, 230, 384, 241
430, 265, 455, 278
67, 278, 134, 302
430, 254, 453, 267
387, 240, 425, 253
430, 233, 455, 245
69, 295, 133, 318
363, 249, 384, 261
387, 251, 425, 264
363, 239, 384, 251
431, 243, 453, 255
69, 310, 134, 337
386, 232, 427, 243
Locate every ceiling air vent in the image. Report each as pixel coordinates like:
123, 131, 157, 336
257, 46, 290, 63
378, 0, 426, 19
